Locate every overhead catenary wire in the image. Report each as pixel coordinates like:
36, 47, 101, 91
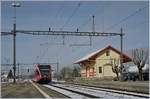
2, 2, 148, 79
78, 17, 92, 31
93, 5, 148, 48
60, 2, 81, 30
71, 14, 96, 47
57, 2, 81, 45
55, 3, 64, 19
75, 2, 112, 47
34, 42, 49, 63
51, 2, 64, 29
78, 2, 111, 31
106, 5, 148, 31
70, 3, 104, 47
40, 47, 49, 62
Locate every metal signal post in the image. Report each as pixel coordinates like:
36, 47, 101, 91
12, 2, 21, 83
120, 28, 123, 80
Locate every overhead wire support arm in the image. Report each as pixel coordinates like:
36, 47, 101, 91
16, 30, 124, 36
1, 32, 13, 36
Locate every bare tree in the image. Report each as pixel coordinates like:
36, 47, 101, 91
132, 48, 148, 81
111, 58, 120, 80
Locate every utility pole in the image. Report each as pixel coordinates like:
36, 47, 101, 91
56, 61, 59, 81
12, 2, 21, 83
62, 36, 65, 45
20, 63, 22, 79
90, 15, 95, 46
18, 63, 19, 78
92, 15, 95, 33
120, 28, 123, 80
77, 28, 79, 32
13, 17, 16, 83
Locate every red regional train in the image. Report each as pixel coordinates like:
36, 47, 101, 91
33, 64, 52, 84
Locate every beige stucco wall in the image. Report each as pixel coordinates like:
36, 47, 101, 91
80, 62, 96, 77
80, 49, 121, 78
81, 66, 86, 77
95, 49, 121, 78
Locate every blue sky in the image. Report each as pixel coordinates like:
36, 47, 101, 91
1, 1, 149, 71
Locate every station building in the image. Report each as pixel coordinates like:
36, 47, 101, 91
75, 45, 132, 78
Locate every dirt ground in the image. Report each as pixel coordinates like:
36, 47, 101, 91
67, 80, 149, 94
1, 82, 44, 98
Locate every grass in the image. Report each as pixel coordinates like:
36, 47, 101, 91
36, 83, 68, 98
67, 79, 149, 94
1, 82, 44, 98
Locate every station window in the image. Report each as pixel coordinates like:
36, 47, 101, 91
99, 67, 102, 73
106, 50, 110, 56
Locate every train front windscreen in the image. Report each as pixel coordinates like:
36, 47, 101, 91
38, 65, 50, 76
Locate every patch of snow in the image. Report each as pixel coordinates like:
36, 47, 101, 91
75, 48, 104, 63
127, 64, 149, 73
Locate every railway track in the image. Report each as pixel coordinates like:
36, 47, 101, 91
47, 83, 149, 99
43, 84, 92, 98
68, 84, 149, 98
